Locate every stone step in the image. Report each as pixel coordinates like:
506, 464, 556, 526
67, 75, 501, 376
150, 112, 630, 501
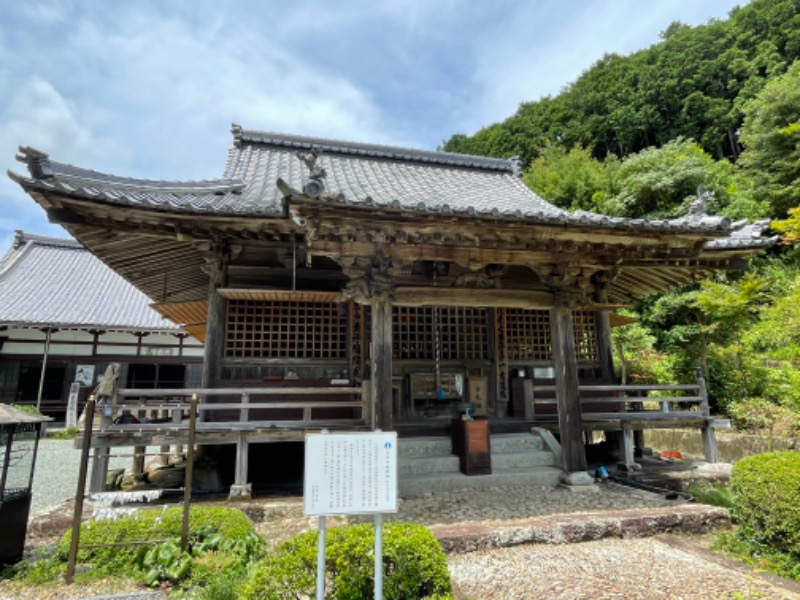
492, 450, 556, 470
490, 432, 544, 453
399, 467, 563, 497
399, 454, 460, 476
398, 437, 452, 458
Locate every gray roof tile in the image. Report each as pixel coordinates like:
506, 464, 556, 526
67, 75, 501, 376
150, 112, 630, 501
0, 231, 180, 331
6, 127, 775, 247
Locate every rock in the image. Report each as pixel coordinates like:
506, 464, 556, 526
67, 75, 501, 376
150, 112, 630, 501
691, 462, 732, 480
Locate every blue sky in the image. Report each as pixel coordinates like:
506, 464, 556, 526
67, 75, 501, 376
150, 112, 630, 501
0, 0, 747, 251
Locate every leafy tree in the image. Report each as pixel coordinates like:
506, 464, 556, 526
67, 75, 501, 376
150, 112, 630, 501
738, 60, 800, 217
610, 310, 670, 385
604, 138, 762, 219
442, 0, 800, 164
521, 143, 617, 212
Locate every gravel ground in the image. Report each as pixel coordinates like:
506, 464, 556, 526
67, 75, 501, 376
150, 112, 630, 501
31, 439, 156, 514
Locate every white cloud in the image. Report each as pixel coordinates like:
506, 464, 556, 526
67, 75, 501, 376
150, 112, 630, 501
0, 75, 121, 243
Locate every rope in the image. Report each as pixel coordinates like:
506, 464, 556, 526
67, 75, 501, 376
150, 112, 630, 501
433, 267, 443, 400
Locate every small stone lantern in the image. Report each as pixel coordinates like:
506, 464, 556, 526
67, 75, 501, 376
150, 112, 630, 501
0, 404, 51, 567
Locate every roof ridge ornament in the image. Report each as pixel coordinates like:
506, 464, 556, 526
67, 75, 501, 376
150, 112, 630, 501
297, 149, 327, 198
688, 185, 713, 222
16, 146, 54, 179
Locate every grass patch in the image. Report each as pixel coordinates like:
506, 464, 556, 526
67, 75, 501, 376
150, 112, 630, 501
686, 481, 735, 509
50, 426, 81, 440
712, 528, 800, 583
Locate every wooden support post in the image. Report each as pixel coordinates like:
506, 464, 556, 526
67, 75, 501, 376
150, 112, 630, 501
132, 445, 146, 476
620, 425, 637, 470
523, 379, 534, 420
550, 305, 588, 475
371, 299, 393, 431
172, 407, 183, 459
201, 252, 228, 420
89, 445, 110, 493
66, 397, 96, 584
697, 368, 718, 463
181, 396, 197, 552
595, 310, 615, 382
362, 380, 374, 429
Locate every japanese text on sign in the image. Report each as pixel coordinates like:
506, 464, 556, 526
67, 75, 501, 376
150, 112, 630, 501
304, 432, 398, 516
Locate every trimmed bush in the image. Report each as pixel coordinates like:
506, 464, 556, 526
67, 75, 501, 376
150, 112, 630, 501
730, 451, 800, 556
243, 522, 452, 599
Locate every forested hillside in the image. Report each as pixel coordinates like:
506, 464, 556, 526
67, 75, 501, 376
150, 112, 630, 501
445, 0, 800, 433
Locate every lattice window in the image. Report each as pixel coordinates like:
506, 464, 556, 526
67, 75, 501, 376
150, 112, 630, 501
505, 309, 551, 361
572, 311, 598, 362
225, 300, 347, 358
393, 306, 488, 360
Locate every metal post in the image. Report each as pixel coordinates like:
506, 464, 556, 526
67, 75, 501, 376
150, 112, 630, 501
181, 395, 197, 552
66, 396, 96, 584
35, 327, 52, 411
374, 513, 383, 600
316, 516, 327, 600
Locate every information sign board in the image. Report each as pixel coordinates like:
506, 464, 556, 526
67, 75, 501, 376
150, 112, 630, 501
304, 432, 398, 516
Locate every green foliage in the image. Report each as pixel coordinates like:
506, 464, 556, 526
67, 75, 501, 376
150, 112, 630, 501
714, 529, 800, 584
51, 426, 81, 440
728, 398, 800, 441
739, 60, 800, 217
53, 506, 259, 579
243, 523, 452, 600
685, 481, 735, 509
730, 452, 800, 557
443, 0, 800, 164
137, 522, 265, 589
604, 138, 758, 219
610, 310, 671, 384
10, 403, 43, 416
522, 143, 618, 212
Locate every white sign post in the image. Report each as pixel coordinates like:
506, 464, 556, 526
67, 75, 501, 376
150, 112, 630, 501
65, 382, 80, 428
304, 431, 398, 600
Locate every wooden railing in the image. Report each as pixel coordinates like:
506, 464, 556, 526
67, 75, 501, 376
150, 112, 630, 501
531, 374, 711, 424
102, 384, 371, 433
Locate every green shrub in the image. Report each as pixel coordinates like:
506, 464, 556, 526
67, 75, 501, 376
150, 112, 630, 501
57, 505, 258, 576
243, 523, 452, 600
730, 451, 800, 556
51, 426, 81, 440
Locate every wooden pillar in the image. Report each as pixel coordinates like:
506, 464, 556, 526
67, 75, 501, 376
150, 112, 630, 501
595, 311, 614, 381
550, 305, 587, 473
371, 299, 393, 431
201, 253, 227, 397
592, 278, 615, 381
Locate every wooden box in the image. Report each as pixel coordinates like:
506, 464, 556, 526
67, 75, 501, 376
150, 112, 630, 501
451, 418, 492, 475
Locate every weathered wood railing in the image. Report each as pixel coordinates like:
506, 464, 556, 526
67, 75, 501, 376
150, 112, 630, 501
106, 385, 370, 432
531, 373, 722, 464
86, 384, 370, 495
530, 378, 710, 421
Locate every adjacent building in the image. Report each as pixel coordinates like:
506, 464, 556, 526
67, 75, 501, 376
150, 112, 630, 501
0, 231, 203, 419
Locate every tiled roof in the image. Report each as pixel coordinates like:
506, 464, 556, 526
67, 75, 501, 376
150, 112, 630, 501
704, 219, 779, 250
7, 126, 775, 245
0, 231, 181, 331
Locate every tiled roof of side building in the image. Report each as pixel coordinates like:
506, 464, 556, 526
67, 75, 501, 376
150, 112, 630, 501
0, 231, 181, 331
